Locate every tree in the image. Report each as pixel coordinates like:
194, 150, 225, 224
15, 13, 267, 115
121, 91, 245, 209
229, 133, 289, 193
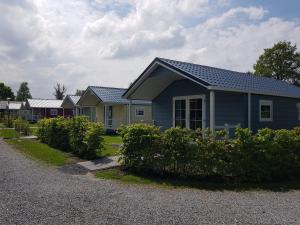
53, 83, 67, 100
75, 89, 85, 96
16, 82, 32, 101
253, 41, 300, 85
0, 83, 15, 100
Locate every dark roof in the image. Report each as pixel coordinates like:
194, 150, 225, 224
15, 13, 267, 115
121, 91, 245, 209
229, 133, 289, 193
156, 58, 300, 98
89, 86, 151, 105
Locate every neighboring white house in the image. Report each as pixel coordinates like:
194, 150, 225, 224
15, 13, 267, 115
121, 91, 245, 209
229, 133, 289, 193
77, 86, 152, 130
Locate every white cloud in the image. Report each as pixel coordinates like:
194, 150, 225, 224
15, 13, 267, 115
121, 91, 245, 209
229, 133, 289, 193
0, 0, 299, 98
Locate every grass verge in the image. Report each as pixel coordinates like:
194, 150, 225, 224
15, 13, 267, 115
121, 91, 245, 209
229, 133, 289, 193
95, 168, 300, 191
6, 139, 75, 166
98, 135, 122, 157
0, 129, 19, 139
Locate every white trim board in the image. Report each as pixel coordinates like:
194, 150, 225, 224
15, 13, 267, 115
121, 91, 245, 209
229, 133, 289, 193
172, 95, 206, 131
259, 100, 273, 122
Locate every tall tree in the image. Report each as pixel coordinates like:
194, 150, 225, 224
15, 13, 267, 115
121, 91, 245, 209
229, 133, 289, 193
16, 82, 32, 101
53, 83, 67, 100
75, 89, 85, 96
253, 41, 300, 85
0, 83, 15, 100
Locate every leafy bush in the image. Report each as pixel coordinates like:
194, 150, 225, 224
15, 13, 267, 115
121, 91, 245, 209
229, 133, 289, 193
119, 123, 162, 171
37, 116, 105, 159
14, 118, 30, 135
120, 125, 300, 182
83, 123, 105, 159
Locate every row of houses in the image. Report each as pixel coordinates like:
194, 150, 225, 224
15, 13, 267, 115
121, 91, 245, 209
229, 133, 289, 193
2, 57, 300, 133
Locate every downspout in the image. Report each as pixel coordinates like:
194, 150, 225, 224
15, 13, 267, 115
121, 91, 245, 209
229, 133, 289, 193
248, 92, 251, 130
209, 91, 215, 133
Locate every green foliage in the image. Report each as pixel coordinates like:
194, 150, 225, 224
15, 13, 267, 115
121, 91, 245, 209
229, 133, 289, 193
119, 124, 162, 171
37, 116, 105, 159
253, 41, 300, 85
83, 122, 105, 159
14, 118, 30, 136
16, 82, 32, 101
0, 82, 15, 100
120, 125, 300, 182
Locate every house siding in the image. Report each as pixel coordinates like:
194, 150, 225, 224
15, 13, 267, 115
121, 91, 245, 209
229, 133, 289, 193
152, 79, 210, 129
251, 94, 300, 131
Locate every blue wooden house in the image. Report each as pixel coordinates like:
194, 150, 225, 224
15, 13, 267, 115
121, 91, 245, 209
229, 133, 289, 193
124, 58, 300, 133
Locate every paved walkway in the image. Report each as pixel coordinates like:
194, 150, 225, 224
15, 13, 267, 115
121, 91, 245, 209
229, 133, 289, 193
1, 139, 300, 225
77, 156, 120, 171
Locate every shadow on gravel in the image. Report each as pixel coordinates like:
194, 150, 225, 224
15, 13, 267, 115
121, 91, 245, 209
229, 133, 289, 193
97, 168, 300, 192
58, 164, 89, 175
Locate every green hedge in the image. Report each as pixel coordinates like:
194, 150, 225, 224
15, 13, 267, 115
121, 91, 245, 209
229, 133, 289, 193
119, 124, 300, 182
37, 116, 105, 159
14, 118, 30, 136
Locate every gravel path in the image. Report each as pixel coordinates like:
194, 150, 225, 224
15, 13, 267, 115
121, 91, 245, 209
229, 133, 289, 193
0, 140, 300, 225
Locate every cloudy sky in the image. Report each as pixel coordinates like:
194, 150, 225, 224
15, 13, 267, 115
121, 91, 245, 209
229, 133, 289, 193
0, 0, 300, 98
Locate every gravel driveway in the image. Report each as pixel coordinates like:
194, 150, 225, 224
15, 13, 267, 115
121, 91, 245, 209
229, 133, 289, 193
0, 140, 299, 225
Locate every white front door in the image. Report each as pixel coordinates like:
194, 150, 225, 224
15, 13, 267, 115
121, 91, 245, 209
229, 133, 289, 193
173, 95, 206, 130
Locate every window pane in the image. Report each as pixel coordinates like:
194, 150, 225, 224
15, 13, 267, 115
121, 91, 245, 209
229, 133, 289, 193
261, 105, 271, 119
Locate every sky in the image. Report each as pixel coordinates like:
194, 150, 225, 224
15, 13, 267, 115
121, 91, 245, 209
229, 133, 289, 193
0, 0, 300, 98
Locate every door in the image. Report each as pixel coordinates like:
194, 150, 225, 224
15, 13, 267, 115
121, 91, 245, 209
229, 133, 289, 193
173, 95, 205, 130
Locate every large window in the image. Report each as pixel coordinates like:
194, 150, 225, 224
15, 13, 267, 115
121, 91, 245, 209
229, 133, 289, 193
259, 100, 273, 122
173, 95, 205, 130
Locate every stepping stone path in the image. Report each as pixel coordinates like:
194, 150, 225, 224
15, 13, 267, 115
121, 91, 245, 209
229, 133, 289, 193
77, 156, 120, 171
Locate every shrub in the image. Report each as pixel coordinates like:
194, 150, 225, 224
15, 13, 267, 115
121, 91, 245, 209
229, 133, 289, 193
14, 118, 30, 135
119, 123, 162, 171
120, 125, 300, 182
68, 116, 90, 155
37, 116, 105, 159
83, 122, 105, 159
37, 117, 71, 151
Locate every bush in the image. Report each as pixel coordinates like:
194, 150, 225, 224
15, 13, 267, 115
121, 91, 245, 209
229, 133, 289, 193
37, 117, 71, 151
14, 118, 30, 135
37, 116, 105, 159
120, 125, 300, 182
119, 123, 162, 171
83, 123, 105, 159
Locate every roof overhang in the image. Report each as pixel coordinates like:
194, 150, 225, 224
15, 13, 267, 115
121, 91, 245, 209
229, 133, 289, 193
123, 58, 209, 101
77, 87, 103, 106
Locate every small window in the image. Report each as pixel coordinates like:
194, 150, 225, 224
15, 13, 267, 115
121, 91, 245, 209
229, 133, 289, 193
259, 100, 272, 122
135, 107, 144, 116
50, 109, 58, 116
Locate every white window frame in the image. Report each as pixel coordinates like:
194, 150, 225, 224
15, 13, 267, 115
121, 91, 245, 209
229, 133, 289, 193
259, 100, 273, 122
297, 103, 300, 121
172, 95, 206, 130
135, 107, 145, 117
50, 109, 58, 116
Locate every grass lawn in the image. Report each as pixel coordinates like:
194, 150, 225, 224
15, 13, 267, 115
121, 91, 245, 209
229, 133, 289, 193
6, 139, 76, 166
95, 168, 300, 191
98, 135, 122, 157
0, 129, 19, 139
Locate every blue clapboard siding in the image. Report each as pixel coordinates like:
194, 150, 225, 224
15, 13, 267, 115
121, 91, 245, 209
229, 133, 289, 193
215, 91, 247, 128
251, 94, 300, 131
152, 79, 210, 129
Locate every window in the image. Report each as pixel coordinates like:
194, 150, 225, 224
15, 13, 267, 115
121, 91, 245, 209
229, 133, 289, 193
259, 100, 273, 122
173, 95, 205, 130
50, 109, 58, 116
135, 107, 145, 116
